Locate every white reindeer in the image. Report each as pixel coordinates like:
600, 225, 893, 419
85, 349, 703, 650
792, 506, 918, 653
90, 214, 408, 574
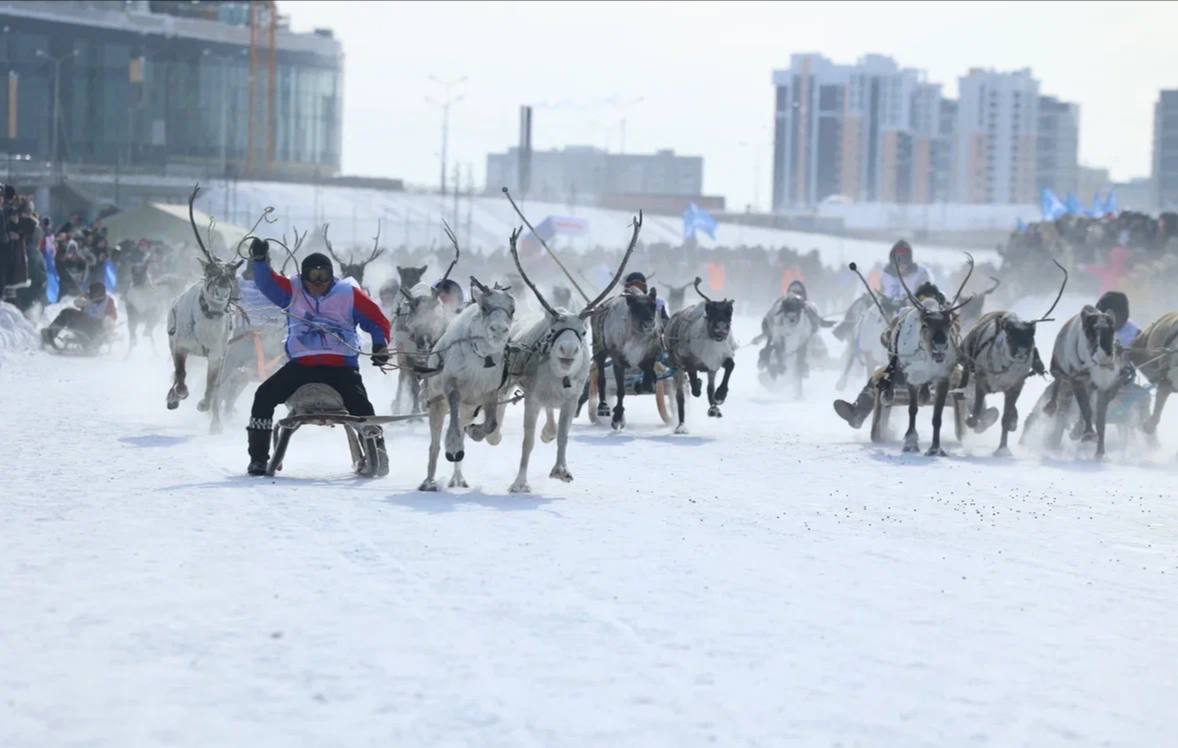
498, 221, 640, 492
418, 277, 516, 491
392, 223, 461, 415
165, 185, 243, 434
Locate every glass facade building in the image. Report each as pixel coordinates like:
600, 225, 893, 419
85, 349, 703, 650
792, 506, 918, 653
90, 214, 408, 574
0, 1, 342, 179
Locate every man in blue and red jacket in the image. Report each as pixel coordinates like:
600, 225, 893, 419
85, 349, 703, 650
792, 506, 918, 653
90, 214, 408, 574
245, 238, 392, 476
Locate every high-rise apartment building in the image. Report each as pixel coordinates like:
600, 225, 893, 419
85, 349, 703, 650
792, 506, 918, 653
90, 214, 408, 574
1154, 90, 1178, 210
952, 68, 1039, 204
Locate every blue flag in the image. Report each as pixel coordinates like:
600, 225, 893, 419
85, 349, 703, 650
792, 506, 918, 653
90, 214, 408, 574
1105, 189, 1118, 215
103, 258, 117, 292
1088, 192, 1105, 218
682, 203, 717, 241
1016, 217, 1026, 233
1041, 188, 1067, 221
44, 249, 59, 303
1065, 192, 1084, 216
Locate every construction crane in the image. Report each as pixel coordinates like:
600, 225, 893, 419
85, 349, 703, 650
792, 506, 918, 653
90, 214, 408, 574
246, 0, 277, 178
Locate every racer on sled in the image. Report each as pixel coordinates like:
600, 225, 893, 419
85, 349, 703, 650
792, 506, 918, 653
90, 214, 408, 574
832, 239, 933, 341
830, 280, 986, 429
244, 239, 392, 476
40, 281, 117, 351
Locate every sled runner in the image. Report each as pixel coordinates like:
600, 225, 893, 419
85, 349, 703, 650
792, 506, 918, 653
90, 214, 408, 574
869, 368, 972, 445
266, 383, 424, 477
44, 326, 118, 357
585, 353, 676, 426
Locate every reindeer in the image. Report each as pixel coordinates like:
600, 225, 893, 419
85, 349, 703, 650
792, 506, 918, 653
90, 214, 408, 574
124, 258, 168, 351
495, 223, 638, 492
883, 254, 975, 455
665, 278, 736, 433
757, 288, 831, 396
392, 223, 461, 415
585, 214, 654, 430
322, 222, 384, 290
165, 185, 243, 434
418, 276, 516, 492
1041, 305, 1124, 458
1128, 312, 1178, 436
959, 261, 1066, 455
836, 292, 901, 390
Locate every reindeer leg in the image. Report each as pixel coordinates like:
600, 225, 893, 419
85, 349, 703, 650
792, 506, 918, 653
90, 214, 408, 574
996, 381, 1022, 456
927, 379, 949, 456
466, 393, 499, 442
596, 352, 610, 417
903, 385, 920, 453
167, 350, 188, 409
706, 370, 721, 418
443, 385, 465, 462
204, 355, 224, 434
673, 369, 688, 434
1144, 382, 1171, 434
550, 399, 576, 482
611, 359, 627, 430
1073, 383, 1096, 442
510, 395, 539, 493
715, 357, 734, 405
1095, 389, 1112, 459
419, 398, 444, 491
541, 406, 557, 443
449, 403, 472, 488
689, 370, 702, 398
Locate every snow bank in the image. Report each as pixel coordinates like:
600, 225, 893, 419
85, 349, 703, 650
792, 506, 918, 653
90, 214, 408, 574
0, 302, 37, 363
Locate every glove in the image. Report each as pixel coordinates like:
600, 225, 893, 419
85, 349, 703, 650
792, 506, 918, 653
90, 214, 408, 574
371, 344, 390, 368
248, 237, 270, 263
1120, 362, 1136, 386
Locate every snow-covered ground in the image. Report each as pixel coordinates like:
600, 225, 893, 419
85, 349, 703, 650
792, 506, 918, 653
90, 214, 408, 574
3, 307, 1177, 747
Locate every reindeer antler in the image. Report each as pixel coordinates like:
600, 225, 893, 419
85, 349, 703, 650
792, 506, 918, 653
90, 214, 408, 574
891, 254, 926, 313
188, 184, 215, 264
1036, 259, 1068, 322
321, 223, 343, 264
364, 220, 385, 265
440, 219, 461, 283
950, 252, 974, 305
693, 276, 714, 302
579, 211, 643, 319
981, 276, 1001, 296
508, 225, 557, 317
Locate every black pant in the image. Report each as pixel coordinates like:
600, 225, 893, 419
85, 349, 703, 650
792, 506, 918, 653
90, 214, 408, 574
250, 361, 375, 424
48, 308, 103, 337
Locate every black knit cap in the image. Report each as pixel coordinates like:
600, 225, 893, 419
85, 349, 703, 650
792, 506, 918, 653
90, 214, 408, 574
1096, 291, 1129, 328
300, 252, 333, 278
624, 272, 647, 286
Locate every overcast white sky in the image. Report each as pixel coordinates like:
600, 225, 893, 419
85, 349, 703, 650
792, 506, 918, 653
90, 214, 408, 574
279, 0, 1178, 210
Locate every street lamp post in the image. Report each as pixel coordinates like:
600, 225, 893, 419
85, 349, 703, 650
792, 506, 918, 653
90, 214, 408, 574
606, 95, 644, 155
35, 48, 78, 178
427, 74, 466, 196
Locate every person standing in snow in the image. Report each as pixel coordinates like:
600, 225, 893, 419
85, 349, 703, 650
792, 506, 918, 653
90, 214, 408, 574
243, 238, 392, 477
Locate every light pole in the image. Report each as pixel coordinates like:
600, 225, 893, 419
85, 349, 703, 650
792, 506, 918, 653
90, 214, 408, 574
427, 74, 466, 196
606, 95, 644, 154
35, 48, 78, 177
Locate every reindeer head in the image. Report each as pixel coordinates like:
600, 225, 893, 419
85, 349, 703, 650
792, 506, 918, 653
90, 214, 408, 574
779, 294, 807, 326
666, 281, 693, 314
1080, 306, 1117, 365
999, 313, 1038, 363
551, 285, 573, 310
397, 282, 447, 347
692, 277, 733, 341
322, 222, 384, 286
187, 184, 241, 312
891, 253, 973, 365
470, 277, 516, 345
398, 265, 428, 288
624, 287, 660, 335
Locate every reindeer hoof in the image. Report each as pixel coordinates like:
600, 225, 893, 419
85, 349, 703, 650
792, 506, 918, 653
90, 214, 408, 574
596, 403, 611, 417
418, 479, 439, 492
486, 431, 502, 446
902, 434, 920, 453
1143, 417, 1159, 435
714, 387, 728, 405
166, 398, 179, 410
1081, 431, 1097, 444
674, 424, 689, 435
445, 450, 464, 462
509, 481, 531, 493
541, 423, 557, 443
611, 418, 625, 431
550, 466, 573, 482
690, 381, 702, 398
707, 405, 722, 418
448, 475, 469, 488
209, 421, 223, 436
196, 398, 209, 413
993, 446, 1012, 458
925, 446, 947, 457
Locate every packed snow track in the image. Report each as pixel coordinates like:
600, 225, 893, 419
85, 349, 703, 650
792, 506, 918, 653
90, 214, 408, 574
2, 316, 1177, 747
